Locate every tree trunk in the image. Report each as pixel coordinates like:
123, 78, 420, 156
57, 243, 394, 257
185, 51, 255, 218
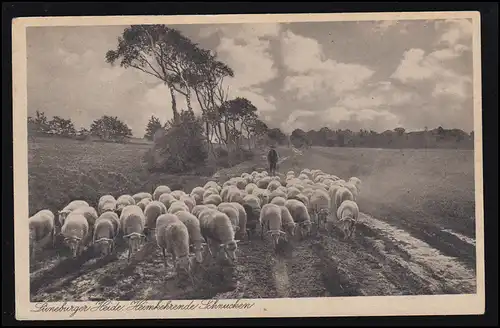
185, 92, 192, 112
168, 84, 179, 123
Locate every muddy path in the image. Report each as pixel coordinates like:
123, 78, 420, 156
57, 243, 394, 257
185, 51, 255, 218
30, 146, 477, 301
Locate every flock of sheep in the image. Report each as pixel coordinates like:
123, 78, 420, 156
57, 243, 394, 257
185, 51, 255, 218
29, 168, 362, 283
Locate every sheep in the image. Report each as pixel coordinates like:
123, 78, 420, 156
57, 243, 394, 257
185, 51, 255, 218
217, 203, 240, 235
256, 176, 272, 189
343, 181, 359, 201
171, 190, 187, 200
289, 193, 309, 208
180, 195, 196, 212
98, 195, 117, 215
168, 201, 190, 215
132, 192, 153, 204
116, 195, 136, 215
252, 188, 270, 206
191, 205, 209, 218
156, 214, 195, 282
309, 189, 331, 231
158, 193, 177, 210
93, 212, 120, 257
227, 188, 245, 204
244, 183, 258, 195
120, 205, 146, 262
336, 200, 359, 240
190, 187, 205, 205
175, 210, 205, 263
137, 198, 152, 212
328, 184, 343, 219
334, 187, 355, 219
144, 201, 167, 240
203, 194, 222, 206
61, 212, 90, 258
270, 196, 287, 207
229, 202, 247, 240
286, 187, 301, 199
220, 186, 233, 202
29, 209, 56, 259
58, 200, 89, 227
71, 206, 99, 231
285, 199, 312, 239
234, 178, 247, 190
199, 210, 239, 263
348, 177, 362, 193
243, 194, 261, 209
205, 204, 217, 210
204, 181, 220, 191
267, 180, 282, 192
280, 206, 296, 239
259, 204, 286, 250
269, 189, 287, 203
153, 185, 172, 200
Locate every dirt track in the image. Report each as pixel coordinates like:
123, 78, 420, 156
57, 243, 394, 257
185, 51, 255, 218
29, 147, 477, 301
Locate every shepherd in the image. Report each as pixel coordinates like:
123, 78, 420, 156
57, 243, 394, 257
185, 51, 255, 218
267, 146, 279, 176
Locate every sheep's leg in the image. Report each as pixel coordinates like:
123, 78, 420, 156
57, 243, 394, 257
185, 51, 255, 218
127, 244, 132, 262
260, 224, 264, 240
162, 248, 168, 268
51, 228, 57, 248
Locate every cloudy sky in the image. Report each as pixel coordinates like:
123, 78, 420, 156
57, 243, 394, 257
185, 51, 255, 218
26, 18, 474, 137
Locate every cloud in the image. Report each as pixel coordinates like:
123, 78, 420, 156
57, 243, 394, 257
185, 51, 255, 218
437, 19, 473, 46
280, 109, 315, 133
391, 48, 472, 101
199, 23, 280, 114
281, 30, 375, 101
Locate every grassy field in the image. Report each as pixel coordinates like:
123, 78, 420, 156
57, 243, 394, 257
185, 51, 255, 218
28, 138, 478, 302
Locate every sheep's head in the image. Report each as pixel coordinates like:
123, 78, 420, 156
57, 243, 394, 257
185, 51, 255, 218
63, 236, 81, 258
285, 223, 296, 237
339, 214, 356, 239
58, 210, 70, 225
123, 232, 144, 253
94, 238, 114, 257
222, 240, 239, 262
191, 241, 205, 263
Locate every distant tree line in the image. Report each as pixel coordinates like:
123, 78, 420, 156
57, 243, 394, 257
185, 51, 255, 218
28, 110, 132, 142
289, 126, 474, 150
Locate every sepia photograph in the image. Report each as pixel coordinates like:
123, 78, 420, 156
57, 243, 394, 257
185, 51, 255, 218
13, 11, 484, 320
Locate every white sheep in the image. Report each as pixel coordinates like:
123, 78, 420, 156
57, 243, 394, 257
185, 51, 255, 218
336, 200, 359, 240
309, 189, 331, 231
334, 187, 355, 219
116, 195, 136, 214
244, 183, 258, 195
156, 213, 195, 282
180, 195, 196, 212
268, 189, 287, 203
289, 193, 309, 208
227, 188, 245, 204
217, 203, 240, 235
267, 180, 282, 192
153, 185, 172, 200
328, 184, 344, 220
98, 195, 117, 216
343, 181, 359, 201
171, 190, 187, 200
280, 206, 296, 239
256, 176, 272, 189
270, 196, 287, 207
286, 187, 301, 199
61, 212, 90, 258
175, 210, 205, 263
58, 200, 89, 227
259, 203, 286, 250
132, 192, 153, 204
202, 194, 222, 206
243, 194, 261, 209
120, 205, 146, 262
348, 177, 362, 193
136, 198, 152, 212
93, 212, 120, 257
204, 181, 220, 191
285, 199, 312, 239
158, 193, 177, 210
191, 205, 209, 218
71, 205, 99, 231
190, 187, 205, 205
229, 202, 247, 240
144, 201, 167, 240
199, 210, 239, 263
168, 201, 190, 215
29, 209, 56, 259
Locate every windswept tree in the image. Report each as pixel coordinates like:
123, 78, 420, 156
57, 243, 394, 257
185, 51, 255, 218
48, 116, 77, 137
144, 115, 162, 141
27, 110, 50, 135
105, 25, 202, 121
267, 128, 287, 145
218, 97, 258, 148
90, 115, 133, 142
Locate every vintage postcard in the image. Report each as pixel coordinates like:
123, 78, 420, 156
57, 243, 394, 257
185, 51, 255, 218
13, 11, 485, 320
